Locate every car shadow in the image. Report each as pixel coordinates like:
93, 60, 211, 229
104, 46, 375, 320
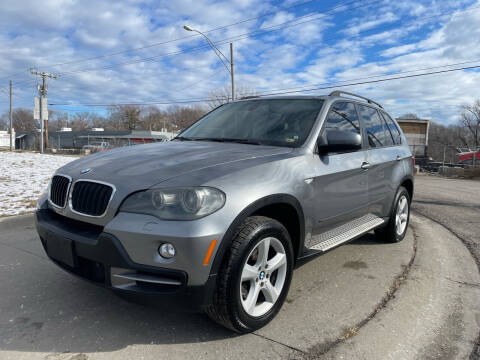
0, 218, 394, 355
2, 275, 238, 354
0, 243, 237, 355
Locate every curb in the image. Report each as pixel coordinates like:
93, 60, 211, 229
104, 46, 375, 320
319, 214, 480, 359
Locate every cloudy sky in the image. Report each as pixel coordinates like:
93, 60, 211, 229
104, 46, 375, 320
0, 0, 479, 124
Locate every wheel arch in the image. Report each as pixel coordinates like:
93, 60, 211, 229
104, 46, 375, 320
210, 194, 305, 277
400, 177, 414, 202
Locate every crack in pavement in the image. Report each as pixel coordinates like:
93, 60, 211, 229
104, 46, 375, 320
444, 276, 480, 289
413, 199, 480, 210
0, 239, 48, 262
252, 332, 305, 355
412, 209, 480, 360
411, 209, 479, 268
292, 225, 419, 359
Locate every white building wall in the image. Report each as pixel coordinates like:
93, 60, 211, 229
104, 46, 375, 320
0, 130, 15, 149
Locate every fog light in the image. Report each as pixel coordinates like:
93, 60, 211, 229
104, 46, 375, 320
159, 243, 176, 259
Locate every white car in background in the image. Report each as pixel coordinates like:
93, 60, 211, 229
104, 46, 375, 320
82, 141, 110, 152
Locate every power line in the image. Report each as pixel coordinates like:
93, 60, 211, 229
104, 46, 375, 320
0, 0, 339, 79
32, 0, 328, 71
53, 0, 383, 77
42, 8, 480, 107
3, 0, 478, 85
53, 1, 480, 79
9, 2, 479, 111
258, 64, 480, 97
246, 4, 480, 65
48, 63, 480, 107
50, 98, 210, 107
49, 68, 225, 106
258, 59, 480, 94
0, 70, 29, 83
47, 59, 480, 106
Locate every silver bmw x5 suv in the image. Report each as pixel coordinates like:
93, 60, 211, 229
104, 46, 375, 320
36, 91, 413, 332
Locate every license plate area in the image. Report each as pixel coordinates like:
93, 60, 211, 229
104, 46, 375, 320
46, 233, 75, 268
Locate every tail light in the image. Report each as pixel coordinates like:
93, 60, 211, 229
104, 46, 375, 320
411, 156, 415, 166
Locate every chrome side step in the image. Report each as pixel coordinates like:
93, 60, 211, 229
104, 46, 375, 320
113, 272, 182, 286
309, 214, 384, 252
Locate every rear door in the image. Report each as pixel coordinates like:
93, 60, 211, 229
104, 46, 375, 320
311, 101, 369, 237
356, 104, 404, 218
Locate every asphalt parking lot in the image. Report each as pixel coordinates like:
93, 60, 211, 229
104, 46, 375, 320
0, 176, 479, 360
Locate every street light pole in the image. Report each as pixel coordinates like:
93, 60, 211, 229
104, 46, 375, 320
183, 25, 235, 101
230, 43, 235, 101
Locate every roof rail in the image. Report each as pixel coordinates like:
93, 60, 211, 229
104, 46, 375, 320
328, 91, 383, 109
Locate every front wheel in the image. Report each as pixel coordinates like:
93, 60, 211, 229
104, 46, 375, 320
205, 216, 294, 333
375, 186, 411, 243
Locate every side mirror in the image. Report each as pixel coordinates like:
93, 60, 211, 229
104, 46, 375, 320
317, 130, 362, 154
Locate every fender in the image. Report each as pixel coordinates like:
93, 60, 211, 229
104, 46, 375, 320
209, 193, 305, 277
386, 175, 414, 218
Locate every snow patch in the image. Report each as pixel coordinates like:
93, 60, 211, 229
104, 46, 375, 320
0, 152, 78, 216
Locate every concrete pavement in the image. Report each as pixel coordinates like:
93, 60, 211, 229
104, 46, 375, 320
412, 175, 480, 359
0, 184, 479, 360
317, 215, 480, 360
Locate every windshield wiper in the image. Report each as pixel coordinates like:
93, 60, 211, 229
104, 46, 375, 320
194, 137, 262, 145
173, 136, 193, 141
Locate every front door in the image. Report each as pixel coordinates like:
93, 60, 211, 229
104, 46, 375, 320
311, 101, 369, 239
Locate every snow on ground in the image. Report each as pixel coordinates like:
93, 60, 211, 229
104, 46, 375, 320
0, 152, 79, 216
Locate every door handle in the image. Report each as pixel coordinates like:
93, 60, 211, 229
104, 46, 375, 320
396, 155, 402, 161
361, 162, 370, 170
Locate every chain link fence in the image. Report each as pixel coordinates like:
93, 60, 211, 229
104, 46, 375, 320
418, 144, 480, 178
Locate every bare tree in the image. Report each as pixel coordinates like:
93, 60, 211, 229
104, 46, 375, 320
141, 106, 166, 131
398, 113, 420, 119
208, 84, 258, 109
90, 114, 109, 129
9, 108, 37, 131
459, 100, 480, 149
0, 112, 8, 130
166, 105, 208, 131
109, 105, 142, 130
48, 111, 69, 131
69, 112, 92, 131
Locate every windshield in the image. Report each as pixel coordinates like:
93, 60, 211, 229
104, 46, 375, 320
178, 99, 324, 147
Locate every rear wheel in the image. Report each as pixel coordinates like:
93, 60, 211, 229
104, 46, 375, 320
205, 216, 294, 333
375, 186, 410, 243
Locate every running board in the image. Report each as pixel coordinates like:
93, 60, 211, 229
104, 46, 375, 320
309, 215, 385, 252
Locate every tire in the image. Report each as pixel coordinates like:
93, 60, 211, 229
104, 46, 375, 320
205, 216, 294, 333
375, 186, 411, 243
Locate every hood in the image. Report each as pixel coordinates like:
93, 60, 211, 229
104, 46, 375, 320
58, 141, 292, 193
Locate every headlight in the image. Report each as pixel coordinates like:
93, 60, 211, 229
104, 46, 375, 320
119, 187, 226, 220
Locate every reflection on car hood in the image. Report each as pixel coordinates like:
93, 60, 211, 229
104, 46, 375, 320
58, 141, 292, 192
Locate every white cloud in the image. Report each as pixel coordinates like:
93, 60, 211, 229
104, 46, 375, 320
0, 0, 479, 127
343, 12, 398, 36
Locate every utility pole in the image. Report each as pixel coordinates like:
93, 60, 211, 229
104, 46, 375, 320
9, 80, 13, 151
230, 43, 235, 101
442, 145, 446, 169
30, 69, 56, 153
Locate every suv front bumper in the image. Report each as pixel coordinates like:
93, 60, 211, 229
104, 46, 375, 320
35, 208, 217, 310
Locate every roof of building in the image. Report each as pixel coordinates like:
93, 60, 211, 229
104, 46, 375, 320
396, 117, 430, 124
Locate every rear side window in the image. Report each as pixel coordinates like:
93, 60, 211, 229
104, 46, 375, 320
324, 101, 361, 135
356, 104, 393, 148
381, 111, 402, 145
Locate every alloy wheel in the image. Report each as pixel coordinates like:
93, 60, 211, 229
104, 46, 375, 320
239, 237, 287, 317
395, 195, 409, 236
